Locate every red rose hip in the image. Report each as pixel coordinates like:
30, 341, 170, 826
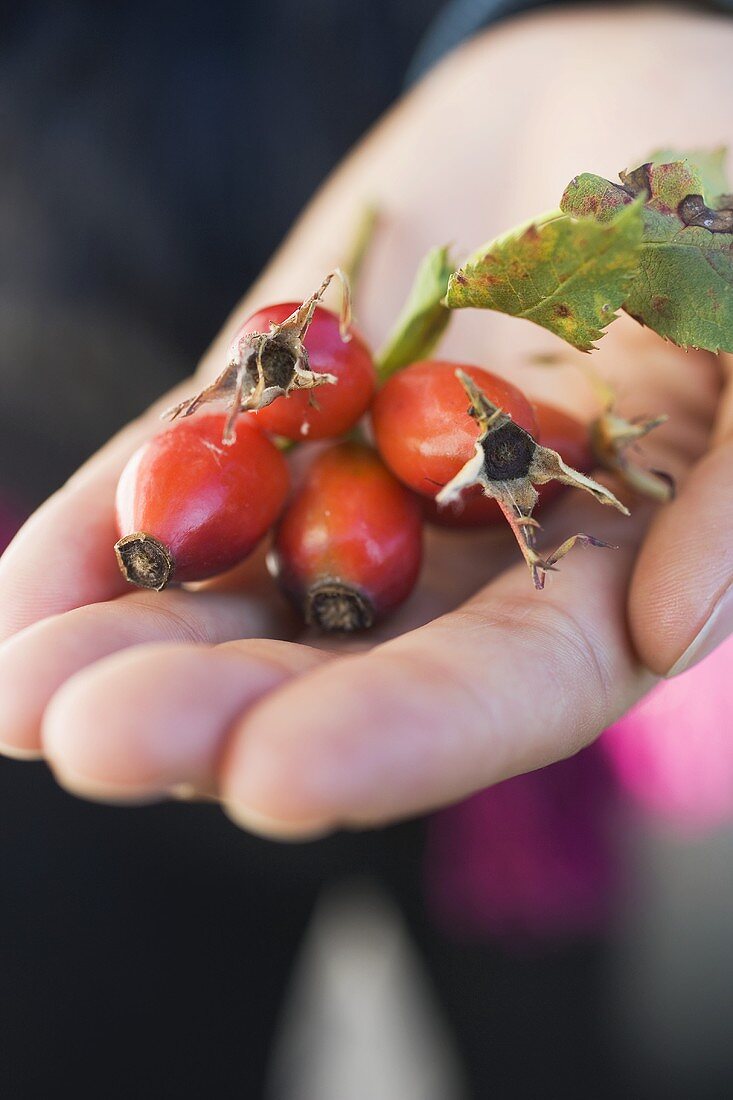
420, 399, 593, 528
376, 364, 625, 587
164, 272, 376, 443
115, 413, 288, 589
371, 360, 538, 499
238, 303, 375, 441
269, 442, 423, 631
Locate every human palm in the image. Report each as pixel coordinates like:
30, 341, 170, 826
1, 8, 731, 838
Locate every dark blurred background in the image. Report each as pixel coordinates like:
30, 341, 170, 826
2, 4, 733, 1099
1, 0, 446, 502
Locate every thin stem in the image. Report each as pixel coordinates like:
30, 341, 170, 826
342, 203, 379, 301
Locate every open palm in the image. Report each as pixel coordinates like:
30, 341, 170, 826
1, 8, 731, 838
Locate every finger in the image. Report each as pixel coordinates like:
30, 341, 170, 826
217, 491, 657, 837
0, 581, 285, 760
630, 354, 733, 676
42, 640, 330, 811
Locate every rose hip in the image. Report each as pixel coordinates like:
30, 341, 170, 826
268, 442, 423, 631
165, 272, 375, 443
375, 363, 625, 586
420, 401, 593, 527
237, 303, 375, 440
431, 371, 627, 586
115, 413, 288, 590
371, 360, 539, 499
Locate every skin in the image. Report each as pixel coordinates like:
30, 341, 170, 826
0, 7, 731, 839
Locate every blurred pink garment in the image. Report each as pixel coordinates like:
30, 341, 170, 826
601, 635, 733, 834
425, 638, 733, 942
424, 746, 619, 942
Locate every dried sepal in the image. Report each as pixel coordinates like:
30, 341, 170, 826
435, 370, 627, 588
590, 408, 675, 503
545, 361, 675, 505
577, 366, 675, 503
163, 269, 352, 443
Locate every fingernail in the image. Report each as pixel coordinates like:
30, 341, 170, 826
223, 800, 332, 842
666, 583, 733, 678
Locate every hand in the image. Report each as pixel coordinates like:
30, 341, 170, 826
0, 8, 731, 838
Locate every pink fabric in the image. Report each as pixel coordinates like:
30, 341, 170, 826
602, 634, 733, 834
426, 638, 733, 942
425, 745, 619, 943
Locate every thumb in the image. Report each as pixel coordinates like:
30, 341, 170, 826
629, 354, 733, 676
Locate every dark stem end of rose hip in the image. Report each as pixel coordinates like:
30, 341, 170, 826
114, 532, 175, 591
481, 420, 536, 481
305, 582, 374, 633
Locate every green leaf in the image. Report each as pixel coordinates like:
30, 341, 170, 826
376, 245, 453, 380
647, 147, 729, 204
561, 158, 733, 352
445, 202, 643, 352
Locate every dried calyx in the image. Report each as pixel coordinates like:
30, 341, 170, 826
591, 409, 675, 502
305, 582, 374, 632
582, 370, 675, 503
436, 370, 629, 589
114, 532, 175, 591
163, 269, 352, 444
